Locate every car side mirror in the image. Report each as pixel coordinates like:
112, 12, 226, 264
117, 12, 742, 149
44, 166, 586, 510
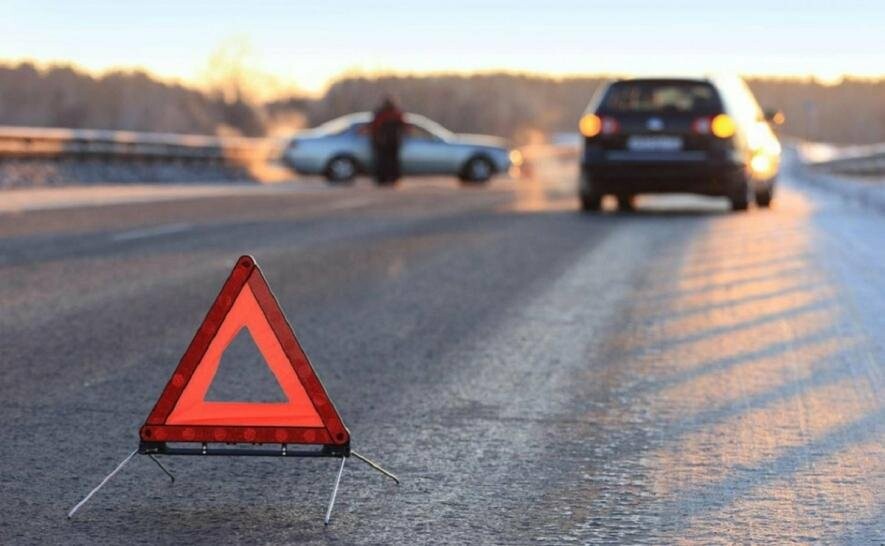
764, 108, 785, 126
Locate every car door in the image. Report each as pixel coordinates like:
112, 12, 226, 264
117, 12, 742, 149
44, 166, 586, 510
348, 122, 374, 171
400, 123, 452, 175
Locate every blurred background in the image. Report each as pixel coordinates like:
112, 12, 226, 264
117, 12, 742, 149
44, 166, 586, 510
1, 1, 882, 144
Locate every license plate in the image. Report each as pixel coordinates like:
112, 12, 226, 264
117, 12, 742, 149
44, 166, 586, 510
627, 136, 683, 152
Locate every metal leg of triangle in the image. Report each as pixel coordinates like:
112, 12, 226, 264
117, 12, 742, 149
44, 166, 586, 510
323, 451, 399, 526
148, 454, 175, 482
68, 445, 398, 524
324, 456, 347, 526
351, 450, 400, 484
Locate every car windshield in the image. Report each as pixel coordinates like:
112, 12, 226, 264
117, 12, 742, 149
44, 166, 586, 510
406, 115, 454, 141
600, 81, 722, 115
314, 114, 368, 135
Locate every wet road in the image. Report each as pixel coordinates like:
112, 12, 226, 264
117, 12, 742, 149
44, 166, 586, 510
0, 155, 882, 544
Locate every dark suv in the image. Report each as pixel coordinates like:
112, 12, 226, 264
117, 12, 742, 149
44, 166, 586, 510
579, 76, 781, 212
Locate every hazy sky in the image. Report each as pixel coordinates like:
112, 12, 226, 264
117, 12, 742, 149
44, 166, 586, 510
2, 0, 883, 94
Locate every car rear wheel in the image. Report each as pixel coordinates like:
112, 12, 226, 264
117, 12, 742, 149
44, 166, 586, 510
580, 192, 602, 212
730, 196, 749, 211
460, 157, 493, 184
755, 187, 773, 208
579, 172, 602, 212
729, 173, 750, 212
617, 195, 635, 212
325, 156, 358, 184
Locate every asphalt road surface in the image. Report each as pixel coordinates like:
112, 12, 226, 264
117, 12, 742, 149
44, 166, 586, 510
1, 154, 882, 544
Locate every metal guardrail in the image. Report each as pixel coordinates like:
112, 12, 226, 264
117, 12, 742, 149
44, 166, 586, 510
797, 141, 885, 177
0, 126, 286, 164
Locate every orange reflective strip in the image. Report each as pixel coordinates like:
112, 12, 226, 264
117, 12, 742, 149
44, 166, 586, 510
165, 283, 323, 427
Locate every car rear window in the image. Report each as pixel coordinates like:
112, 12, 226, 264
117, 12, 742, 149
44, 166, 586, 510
600, 81, 722, 115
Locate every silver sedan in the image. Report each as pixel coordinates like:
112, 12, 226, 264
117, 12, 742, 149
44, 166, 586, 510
283, 112, 514, 184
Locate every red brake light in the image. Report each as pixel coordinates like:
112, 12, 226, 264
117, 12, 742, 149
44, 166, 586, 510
580, 115, 619, 137
601, 117, 620, 135
692, 117, 712, 134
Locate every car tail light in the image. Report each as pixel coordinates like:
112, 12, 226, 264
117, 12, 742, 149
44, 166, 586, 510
579, 114, 602, 137
601, 117, 620, 135
580, 114, 620, 137
692, 117, 712, 134
751, 153, 773, 175
693, 114, 736, 138
711, 114, 736, 138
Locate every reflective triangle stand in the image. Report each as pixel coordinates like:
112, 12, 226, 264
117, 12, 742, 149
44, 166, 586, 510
322, 451, 401, 526
67, 444, 399, 525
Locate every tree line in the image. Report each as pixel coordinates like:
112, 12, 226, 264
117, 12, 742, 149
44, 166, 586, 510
301, 73, 885, 144
0, 62, 265, 136
2, 62, 882, 144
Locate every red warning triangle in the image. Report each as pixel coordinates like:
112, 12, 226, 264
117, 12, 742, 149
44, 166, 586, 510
140, 256, 349, 447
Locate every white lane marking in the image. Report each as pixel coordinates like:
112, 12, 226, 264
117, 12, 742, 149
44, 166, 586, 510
0, 182, 323, 214
111, 222, 192, 242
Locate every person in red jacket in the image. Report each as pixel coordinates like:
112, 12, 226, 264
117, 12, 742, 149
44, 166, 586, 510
369, 97, 406, 185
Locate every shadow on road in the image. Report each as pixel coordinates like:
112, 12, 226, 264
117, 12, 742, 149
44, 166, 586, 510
557, 187, 883, 540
